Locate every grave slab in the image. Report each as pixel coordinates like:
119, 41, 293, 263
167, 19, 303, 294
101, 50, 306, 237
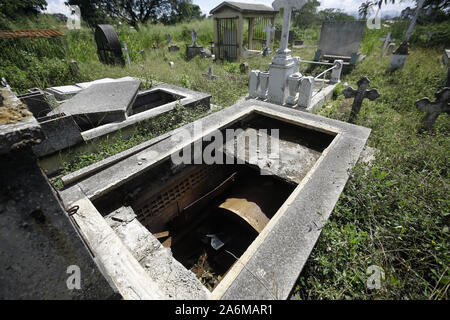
49, 79, 141, 126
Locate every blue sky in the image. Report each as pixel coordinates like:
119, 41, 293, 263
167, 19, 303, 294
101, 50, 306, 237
46, 0, 414, 17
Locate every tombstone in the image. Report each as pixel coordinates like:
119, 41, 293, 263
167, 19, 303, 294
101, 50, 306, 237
343, 77, 380, 123
140, 49, 146, 60
186, 29, 203, 60
168, 45, 180, 52
165, 34, 172, 45
314, 21, 365, 65
387, 43, 396, 55
297, 76, 315, 109
169, 61, 174, 68
263, 23, 276, 55
286, 73, 302, 105
258, 72, 270, 100
443, 49, 450, 66
202, 66, 219, 80
415, 87, 450, 131
249, 70, 261, 98
95, 24, 125, 66
268, 0, 309, 105
240, 62, 249, 74
123, 41, 131, 67
388, 41, 409, 71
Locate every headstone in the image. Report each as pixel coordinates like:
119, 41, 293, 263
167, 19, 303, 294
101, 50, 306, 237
192, 29, 199, 47
140, 49, 146, 60
268, 0, 309, 105
343, 77, 380, 123
415, 87, 450, 131
380, 32, 396, 56
314, 21, 365, 63
330, 60, 344, 84
169, 61, 174, 68
249, 70, 261, 98
240, 62, 249, 74
123, 41, 131, 67
168, 45, 180, 52
48, 79, 141, 126
258, 72, 270, 100
443, 49, 450, 66
95, 24, 125, 66
165, 34, 172, 44
202, 66, 219, 80
297, 76, 315, 109
263, 23, 276, 55
387, 43, 396, 55
286, 73, 302, 105
388, 41, 409, 71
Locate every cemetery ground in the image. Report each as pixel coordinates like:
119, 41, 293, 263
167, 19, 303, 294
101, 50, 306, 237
2, 19, 449, 300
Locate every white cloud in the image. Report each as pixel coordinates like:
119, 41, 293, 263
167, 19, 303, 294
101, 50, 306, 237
44, 0, 71, 16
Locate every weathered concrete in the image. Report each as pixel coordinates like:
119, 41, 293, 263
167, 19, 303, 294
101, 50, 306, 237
106, 207, 211, 300
415, 87, 450, 131
343, 77, 380, 123
59, 99, 371, 300
32, 115, 83, 157
0, 87, 117, 300
18, 89, 53, 119
315, 21, 365, 61
48, 79, 141, 126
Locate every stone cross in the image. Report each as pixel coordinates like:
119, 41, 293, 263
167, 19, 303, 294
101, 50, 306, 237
343, 77, 380, 123
122, 41, 131, 67
263, 23, 275, 54
202, 66, 219, 80
165, 34, 172, 44
415, 88, 450, 131
192, 29, 198, 47
272, 0, 309, 54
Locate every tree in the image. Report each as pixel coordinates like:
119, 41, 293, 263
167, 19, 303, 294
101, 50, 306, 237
68, 0, 201, 29
318, 9, 355, 22
292, 0, 320, 28
359, 1, 374, 19
0, 0, 47, 18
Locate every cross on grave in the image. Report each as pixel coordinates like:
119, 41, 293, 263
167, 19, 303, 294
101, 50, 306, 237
192, 29, 199, 47
122, 41, 131, 67
165, 34, 172, 45
202, 66, 219, 80
272, 0, 308, 55
263, 23, 275, 55
380, 32, 396, 56
343, 77, 380, 123
415, 87, 450, 131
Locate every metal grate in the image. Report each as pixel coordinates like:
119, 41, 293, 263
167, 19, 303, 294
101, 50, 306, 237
216, 17, 239, 61
251, 17, 272, 51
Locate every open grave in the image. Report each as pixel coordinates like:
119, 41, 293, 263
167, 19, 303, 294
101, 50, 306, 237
59, 99, 371, 299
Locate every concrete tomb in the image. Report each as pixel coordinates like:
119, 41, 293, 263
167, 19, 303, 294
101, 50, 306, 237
0, 87, 117, 299
59, 99, 371, 300
186, 29, 204, 60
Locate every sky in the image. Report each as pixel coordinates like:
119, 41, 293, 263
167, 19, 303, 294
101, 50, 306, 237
45, 0, 415, 17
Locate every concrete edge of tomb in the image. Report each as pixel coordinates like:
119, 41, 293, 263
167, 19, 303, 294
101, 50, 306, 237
60, 99, 371, 203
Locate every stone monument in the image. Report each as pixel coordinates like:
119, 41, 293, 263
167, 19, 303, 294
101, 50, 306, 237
186, 29, 204, 60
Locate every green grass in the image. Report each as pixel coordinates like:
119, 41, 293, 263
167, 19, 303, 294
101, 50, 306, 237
293, 43, 449, 300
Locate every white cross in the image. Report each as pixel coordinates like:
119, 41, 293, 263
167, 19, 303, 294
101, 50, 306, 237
380, 32, 396, 56
122, 41, 131, 67
263, 23, 275, 52
272, 0, 309, 53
